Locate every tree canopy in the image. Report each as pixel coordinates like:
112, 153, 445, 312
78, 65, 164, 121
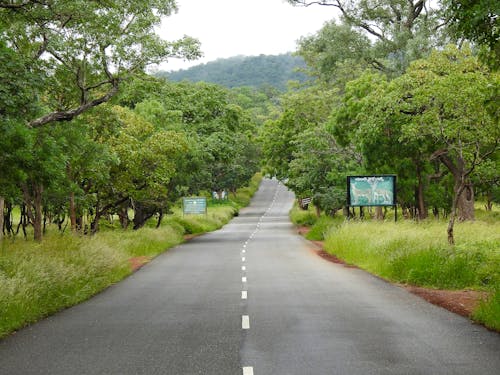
0, 0, 201, 128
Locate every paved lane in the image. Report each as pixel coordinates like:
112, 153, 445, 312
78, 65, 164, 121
0, 178, 499, 375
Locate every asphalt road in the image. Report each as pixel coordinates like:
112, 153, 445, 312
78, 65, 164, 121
0, 178, 499, 375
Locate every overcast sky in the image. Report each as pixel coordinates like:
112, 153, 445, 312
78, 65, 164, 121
157, 0, 339, 72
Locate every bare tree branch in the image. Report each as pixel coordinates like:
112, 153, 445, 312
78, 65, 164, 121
29, 79, 119, 127
0, 1, 30, 9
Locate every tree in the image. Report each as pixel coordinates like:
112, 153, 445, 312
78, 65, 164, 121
101, 106, 188, 231
260, 84, 339, 179
386, 46, 498, 243
332, 71, 439, 219
117, 78, 262, 225
289, 0, 443, 74
297, 20, 374, 85
0, 41, 40, 240
442, 0, 500, 69
1, 0, 200, 128
287, 124, 362, 216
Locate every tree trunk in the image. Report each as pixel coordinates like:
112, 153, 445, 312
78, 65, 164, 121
447, 214, 456, 245
69, 191, 77, 232
457, 183, 475, 221
91, 200, 101, 234
0, 196, 4, 241
156, 209, 164, 229
416, 169, 427, 220
4, 201, 13, 236
133, 202, 156, 230
447, 182, 469, 245
118, 203, 129, 229
21, 182, 44, 241
33, 184, 43, 242
315, 205, 321, 218
375, 206, 384, 220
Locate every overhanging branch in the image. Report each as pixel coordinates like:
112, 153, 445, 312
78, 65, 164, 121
28, 79, 119, 127
0, 1, 30, 8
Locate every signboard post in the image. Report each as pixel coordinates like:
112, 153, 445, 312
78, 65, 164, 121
182, 197, 207, 215
299, 197, 312, 209
346, 175, 397, 221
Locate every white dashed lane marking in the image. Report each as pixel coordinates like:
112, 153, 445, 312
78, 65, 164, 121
242, 315, 250, 329
243, 367, 254, 375
241, 291, 247, 300
242, 276, 247, 283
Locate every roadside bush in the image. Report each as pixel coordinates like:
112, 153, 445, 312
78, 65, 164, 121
305, 215, 343, 241
289, 204, 318, 226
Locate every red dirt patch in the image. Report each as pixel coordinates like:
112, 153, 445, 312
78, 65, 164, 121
183, 233, 203, 241
403, 286, 489, 318
297, 226, 311, 236
316, 249, 359, 268
129, 256, 151, 272
297, 225, 489, 318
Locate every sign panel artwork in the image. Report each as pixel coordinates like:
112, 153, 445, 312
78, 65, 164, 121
347, 175, 396, 207
183, 197, 207, 215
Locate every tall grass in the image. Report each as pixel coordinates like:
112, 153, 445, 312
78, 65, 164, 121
324, 220, 499, 288
0, 174, 262, 338
0, 234, 131, 337
289, 204, 318, 226
290, 202, 500, 329
322, 219, 500, 330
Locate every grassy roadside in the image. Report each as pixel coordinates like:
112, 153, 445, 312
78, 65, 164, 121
0, 174, 262, 338
290, 204, 500, 331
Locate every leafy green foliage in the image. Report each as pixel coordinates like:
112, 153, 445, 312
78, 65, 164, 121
1, 0, 201, 127
290, 0, 444, 75
297, 20, 372, 85
442, 0, 500, 69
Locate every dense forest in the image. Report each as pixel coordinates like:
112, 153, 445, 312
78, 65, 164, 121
156, 54, 308, 90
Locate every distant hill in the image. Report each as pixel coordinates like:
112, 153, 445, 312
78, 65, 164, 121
155, 53, 308, 90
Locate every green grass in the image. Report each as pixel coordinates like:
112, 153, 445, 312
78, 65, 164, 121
305, 215, 344, 241
322, 219, 500, 330
0, 233, 131, 337
289, 204, 319, 226
290, 202, 500, 330
324, 220, 499, 287
0, 174, 262, 338
473, 288, 500, 331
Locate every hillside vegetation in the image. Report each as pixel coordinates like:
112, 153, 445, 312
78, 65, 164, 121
157, 53, 308, 90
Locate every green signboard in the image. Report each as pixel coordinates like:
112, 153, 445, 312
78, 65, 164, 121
183, 197, 207, 215
347, 175, 396, 207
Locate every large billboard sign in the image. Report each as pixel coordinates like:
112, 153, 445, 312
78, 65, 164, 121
183, 197, 207, 215
347, 175, 396, 207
